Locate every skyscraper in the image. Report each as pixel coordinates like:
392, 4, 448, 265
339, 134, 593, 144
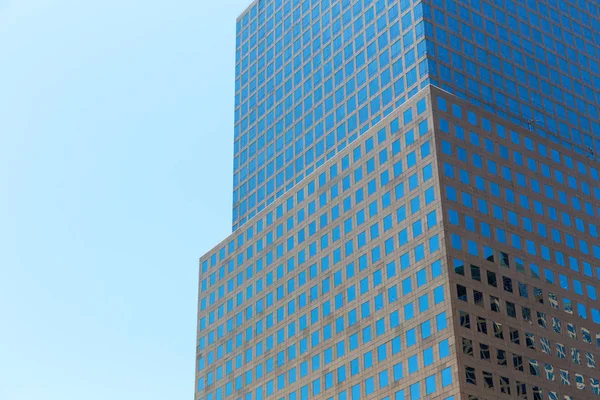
197, 1, 600, 400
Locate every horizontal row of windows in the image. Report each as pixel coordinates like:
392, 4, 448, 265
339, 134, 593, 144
438, 100, 600, 186
462, 334, 596, 371
199, 366, 454, 400
457, 281, 600, 346
237, 0, 600, 33
198, 261, 449, 395
446, 198, 600, 271
199, 312, 449, 390
454, 256, 599, 309
459, 307, 600, 348
463, 363, 600, 398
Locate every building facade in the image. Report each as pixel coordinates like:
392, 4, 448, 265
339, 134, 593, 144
231, 0, 599, 230
197, 1, 600, 399
232, 0, 432, 230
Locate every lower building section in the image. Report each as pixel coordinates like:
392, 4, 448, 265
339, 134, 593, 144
197, 88, 460, 400
195, 86, 600, 400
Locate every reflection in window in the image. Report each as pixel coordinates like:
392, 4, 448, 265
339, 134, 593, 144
487, 270, 497, 287
522, 307, 531, 322
560, 369, 570, 385
518, 282, 528, 298
483, 371, 493, 388
478, 343, 490, 361
530, 263, 540, 279
591, 378, 600, 395
506, 301, 516, 318
533, 287, 543, 303
529, 359, 539, 376
513, 355, 523, 371
477, 317, 487, 334
525, 332, 535, 349
459, 311, 470, 328
586, 352, 596, 369
582, 328, 592, 344
500, 251, 510, 268
493, 322, 503, 339
509, 328, 520, 344
540, 338, 551, 354
567, 323, 577, 339
503, 276, 513, 292
556, 343, 566, 359
473, 290, 484, 307
454, 258, 464, 275
497, 349, 507, 366
537, 311, 547, 328
484, 246, 494, 262
490, 296, 500, 312
571, 348, 581, 365
499, 376, 510, 394
516, 381, 527, 399
576, 373, 585, 390
470, 264, 481, 281
532, 386, 542, 400
512, 254, 523, 270
545, 364, 555, 381
548, 292, 559, 309
457, 284, 467, 301
462, 337, 473, 356
564, 298, 573, 314
465, 367, 476, 385
552, 317, 561, 333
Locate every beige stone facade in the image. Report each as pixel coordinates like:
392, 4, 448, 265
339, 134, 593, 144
195, 86, 600, 400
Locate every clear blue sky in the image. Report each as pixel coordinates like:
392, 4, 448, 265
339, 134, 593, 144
0, 1, 250, 398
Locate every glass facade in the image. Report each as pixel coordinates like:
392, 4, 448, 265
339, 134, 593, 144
232, 0, 431, 230
232, 0, 600, 230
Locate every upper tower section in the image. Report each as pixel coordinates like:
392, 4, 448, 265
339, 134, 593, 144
232, 0, 431, 230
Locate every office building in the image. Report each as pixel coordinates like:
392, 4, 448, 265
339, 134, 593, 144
197, 1, 600, 399
231, 0, 600, 230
